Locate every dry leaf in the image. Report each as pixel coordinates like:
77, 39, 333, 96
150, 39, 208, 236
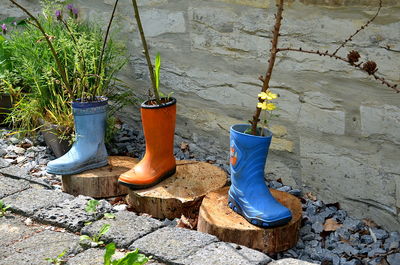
323, 218, 342, 232
177, 214, 194, 229
180, 142, 190, 152
363, 218, 378, 228
305, 192, 317, 201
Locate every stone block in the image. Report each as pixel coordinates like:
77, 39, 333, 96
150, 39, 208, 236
300, 136, 398, 228
360, 104, 400, 143
213, 0, 269, 8
0, 230, 80, 265
298, 95, 345, 135
271, 138, 294, 153
141, 9, 186, 37
185, 242, 272, 265
0, 175, 30, 199
81, 211, 163, 248
33, 195, 113, 232
2, 188, 74, 216
0, 214, 43, 259
129, 227, 218, 264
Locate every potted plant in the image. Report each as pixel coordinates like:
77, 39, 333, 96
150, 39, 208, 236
228, 0, 399, 228
9, 0, 129, 174
118, 0, 176, 189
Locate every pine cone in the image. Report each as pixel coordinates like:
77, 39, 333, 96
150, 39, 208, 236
362, 61, 377, 75
347, 50, 360, 65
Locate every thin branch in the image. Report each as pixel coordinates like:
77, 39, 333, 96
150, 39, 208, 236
9, 0, 74, 100
131, 0, 160, 104
250, 0, 284, 135
96, 0, 119, 98
277, 47, 399, 93
332, 0, 382, 56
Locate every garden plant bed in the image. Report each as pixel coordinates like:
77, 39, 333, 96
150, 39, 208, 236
0, 125, 399, 265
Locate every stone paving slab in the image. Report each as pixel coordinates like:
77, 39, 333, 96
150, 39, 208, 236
65, 247, 167, 265
33, 195, 113, 232
0, 174, 30, 199
2, 187, 74, 216
129, 227, 219, 265
0, 230, 81, 265
81, 211, 163, 248
0, 214, 44, 259
184, 242, 272, 265
269, 258, 318, 265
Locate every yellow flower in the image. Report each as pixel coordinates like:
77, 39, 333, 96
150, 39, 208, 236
257, 101, 276, 111
258, 91, 278, 101
266, 103, 276, 111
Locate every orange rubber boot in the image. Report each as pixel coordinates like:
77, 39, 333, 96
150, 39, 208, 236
118, 98, 177, 189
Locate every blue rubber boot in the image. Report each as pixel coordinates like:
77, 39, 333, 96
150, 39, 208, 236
46, 97, 108, 175
228, 124, 292, 228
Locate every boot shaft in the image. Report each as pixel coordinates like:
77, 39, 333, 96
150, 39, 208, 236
229, 124, 272, 187
72, 97, 108, 144
140, 98, 176, 156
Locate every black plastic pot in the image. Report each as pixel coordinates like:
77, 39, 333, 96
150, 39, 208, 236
40, 119, 71, 158
0, 93, 12, 125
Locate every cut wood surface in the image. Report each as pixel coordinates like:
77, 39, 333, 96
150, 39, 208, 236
62, 156, 137, 198
197, 186, 302, 254
126, 160, 227, 219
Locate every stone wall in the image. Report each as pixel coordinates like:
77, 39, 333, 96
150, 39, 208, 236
2, 0, 400, 230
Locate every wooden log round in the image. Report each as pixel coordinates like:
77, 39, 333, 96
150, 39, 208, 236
62, 156, 137, 198
197, 186, 302, 254
126, 160, 227, 219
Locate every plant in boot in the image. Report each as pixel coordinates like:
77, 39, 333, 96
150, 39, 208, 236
8, 0, 133, 174
229, 0, 399, 228
118, 0, 177, 189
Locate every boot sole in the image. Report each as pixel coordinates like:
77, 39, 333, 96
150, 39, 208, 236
228, 194, 292, 228
46, 159, 109, 175
118, 168, 176, 190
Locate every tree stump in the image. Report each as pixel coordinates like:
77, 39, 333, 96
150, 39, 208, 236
62, 156, 137, 198
126, 160, 227, 219
197, 186, 302, 254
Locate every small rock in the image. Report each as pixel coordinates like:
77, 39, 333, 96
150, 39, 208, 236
9, 137, 20, 144
0, 148, 7, 156
0, 158, 11, 168
288, 189, 302, 197
269, 180, 283, 189
24, 218, 33, 226
387, 253, 400, 265
368, 248, 386, 257
361, 234, 374, 244
277, 186, 291, 192
370, 228, 389, 240
113, 204, 127, 211
343, 217, 363, 231
16, 156, 27, 164
311, 221, 324, 234
13, 146, 26, 155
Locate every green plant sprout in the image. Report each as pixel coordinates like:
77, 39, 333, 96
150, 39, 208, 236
80, 223, 110, 246
103, 213, 116, 219
85, 199, 100, 213
153, 53, 173, 100
45, 250, 67, 265
104, 243, 149, 265
0, 200, 11, 217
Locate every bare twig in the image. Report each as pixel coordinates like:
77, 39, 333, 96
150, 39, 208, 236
277, 47, 399, 93
250, 0, 284, 135
9, 0, 74, 100
332, 0, 382, 56
131, 0, 161, 104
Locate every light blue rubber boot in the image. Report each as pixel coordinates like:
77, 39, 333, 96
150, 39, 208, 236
46, 97, 108, 175
228, 124, 292, 228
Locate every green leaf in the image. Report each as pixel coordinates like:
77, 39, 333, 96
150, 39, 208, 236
98, 223, 111, 237
154, 53, 161, 91
57, 250, 66, 259
104, 243, 116, 265
79, 235, 91, 241
85, 199, 99, 213
103, 213, 116, 219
